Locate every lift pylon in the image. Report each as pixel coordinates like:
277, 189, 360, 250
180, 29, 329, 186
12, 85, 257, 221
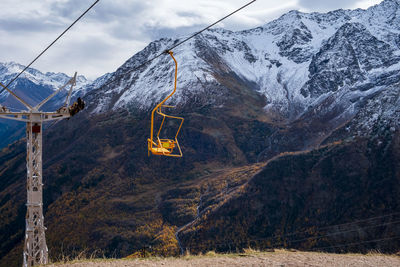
0, 73, 84, 267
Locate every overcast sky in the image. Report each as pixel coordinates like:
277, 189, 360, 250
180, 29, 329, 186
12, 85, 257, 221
0, 0, 383, 80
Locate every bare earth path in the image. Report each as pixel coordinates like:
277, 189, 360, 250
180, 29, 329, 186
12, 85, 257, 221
47, 250, 400, 267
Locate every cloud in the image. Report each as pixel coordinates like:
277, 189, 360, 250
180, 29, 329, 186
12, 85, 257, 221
36, 35, 147, 78
353, 0, 383, 9
297, 0, 382, 12
0, 17, 58, 32
297, 0, 358, 11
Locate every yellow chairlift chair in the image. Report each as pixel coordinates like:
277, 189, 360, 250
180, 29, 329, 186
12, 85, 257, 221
147, 51, 184, 157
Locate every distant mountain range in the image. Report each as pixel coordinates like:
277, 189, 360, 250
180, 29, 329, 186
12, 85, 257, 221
0, 62, 111, 148
0, 0, 399, 265
0, 61, 91, 108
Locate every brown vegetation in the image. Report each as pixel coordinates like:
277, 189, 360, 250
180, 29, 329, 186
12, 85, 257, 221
47, 250, 400, 267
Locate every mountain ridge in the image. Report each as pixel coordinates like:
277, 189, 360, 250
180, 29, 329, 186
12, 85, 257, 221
86, 0, 399, 136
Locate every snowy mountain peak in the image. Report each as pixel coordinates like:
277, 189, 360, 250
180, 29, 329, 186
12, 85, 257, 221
0, 62, 91, 92
0, 62, 96, 111
86, 0, 399, 137
378, 0, 400, 7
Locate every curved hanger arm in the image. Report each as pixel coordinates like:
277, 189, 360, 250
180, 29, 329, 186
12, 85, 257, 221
149, 51, 178, 147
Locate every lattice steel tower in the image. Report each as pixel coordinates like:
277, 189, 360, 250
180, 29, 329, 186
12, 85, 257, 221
0, 73, 84, 267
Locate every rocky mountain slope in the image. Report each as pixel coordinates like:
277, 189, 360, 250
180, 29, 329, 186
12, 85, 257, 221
178, 134, 400, 254
0, 0, 399, 266
85, 0, 400, 158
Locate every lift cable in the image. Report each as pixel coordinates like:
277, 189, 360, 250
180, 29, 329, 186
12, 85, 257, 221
0, 0, 100, 95
168, 0, 257, 55
100, 0, 256, 89
175, 217, 400, 252
173, 211, 400, 251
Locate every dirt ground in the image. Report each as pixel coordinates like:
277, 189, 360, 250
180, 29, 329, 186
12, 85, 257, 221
47, 250, 400, 267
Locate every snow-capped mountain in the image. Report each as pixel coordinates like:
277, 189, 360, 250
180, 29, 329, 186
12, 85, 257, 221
0, 62, 90, 91
0, 61, 91, 110
88, 0, 400, 148
0, 63, 104, 149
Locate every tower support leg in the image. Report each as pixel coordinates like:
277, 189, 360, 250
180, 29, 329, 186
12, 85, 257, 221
23, 121, 48, 267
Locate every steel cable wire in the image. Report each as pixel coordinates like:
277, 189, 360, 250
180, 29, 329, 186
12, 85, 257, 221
174, 212, 400, 252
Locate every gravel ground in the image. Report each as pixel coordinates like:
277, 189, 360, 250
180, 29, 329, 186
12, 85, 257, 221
47, 250, 400, 267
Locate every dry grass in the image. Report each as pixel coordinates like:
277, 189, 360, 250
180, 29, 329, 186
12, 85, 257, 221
46, 249, 400, 267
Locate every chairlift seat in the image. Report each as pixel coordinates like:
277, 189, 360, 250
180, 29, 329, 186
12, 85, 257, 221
147, 51, 184, 157
150, 147, 171, 155
148, 138, 177, 155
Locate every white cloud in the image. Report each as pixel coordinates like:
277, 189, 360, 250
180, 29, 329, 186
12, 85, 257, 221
297, 0, 382, 12
353, 0, 383, 9
0, 0, 384, 79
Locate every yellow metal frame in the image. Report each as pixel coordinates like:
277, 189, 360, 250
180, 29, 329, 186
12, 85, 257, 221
147, 51, 184, 157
